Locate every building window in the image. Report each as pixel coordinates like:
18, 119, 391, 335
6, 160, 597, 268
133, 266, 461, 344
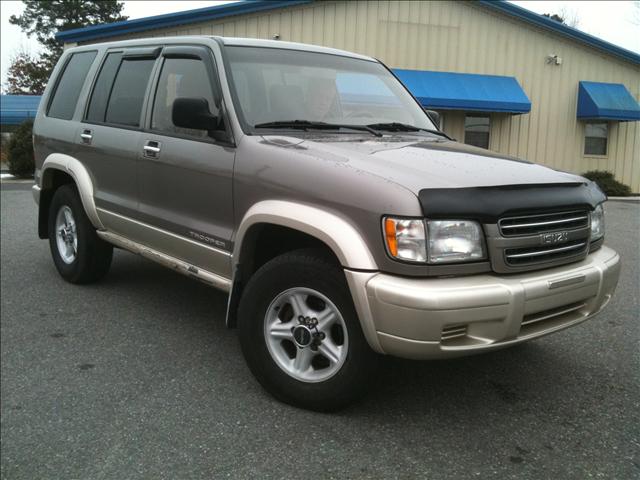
464, 114, 490, 149
584, 122, 608, 156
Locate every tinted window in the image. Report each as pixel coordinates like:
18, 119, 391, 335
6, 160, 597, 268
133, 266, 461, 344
225, 46, 434, 129
86, 52, 123, 123
584, 122, 608, 155
105, 58, 155, 126
464, 114, 490, 149
151, 58, 218, 138
48, 51, 97, 120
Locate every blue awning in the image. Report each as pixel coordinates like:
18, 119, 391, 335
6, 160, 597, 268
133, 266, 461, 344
393, 69, 531, 114
577, 81, 640, 121
0, 95, 41, 125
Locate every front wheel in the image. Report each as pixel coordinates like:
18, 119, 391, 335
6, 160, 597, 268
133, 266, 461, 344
238, 249, 378, 411
48, 184, 113, 284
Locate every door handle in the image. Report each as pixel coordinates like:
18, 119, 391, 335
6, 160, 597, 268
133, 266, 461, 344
80, 129, 93, 144
143, 141, 161, 158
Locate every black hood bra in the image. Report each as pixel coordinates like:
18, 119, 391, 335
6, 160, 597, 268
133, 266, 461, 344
419, 181, 607, 223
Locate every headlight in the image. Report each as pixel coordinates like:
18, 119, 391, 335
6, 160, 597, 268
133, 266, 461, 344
383, 217, 427, 262
590, 204, 605, 241
383, 217, 485, 264
427, 220, 485, 263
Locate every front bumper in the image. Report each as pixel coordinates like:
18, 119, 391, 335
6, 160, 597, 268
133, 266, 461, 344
32, 184, 41, 205
345, 246, 620, 359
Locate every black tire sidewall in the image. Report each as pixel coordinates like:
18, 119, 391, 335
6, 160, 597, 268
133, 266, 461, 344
48, 185, 109, 283
238, 251, 377, 411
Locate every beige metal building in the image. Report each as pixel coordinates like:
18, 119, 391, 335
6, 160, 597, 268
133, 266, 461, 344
57, 0, 640, 191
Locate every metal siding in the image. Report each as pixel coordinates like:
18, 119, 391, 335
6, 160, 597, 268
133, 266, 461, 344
78, 0, 640, 191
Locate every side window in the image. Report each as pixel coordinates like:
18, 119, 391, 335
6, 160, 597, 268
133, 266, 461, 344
86, 52, 123, 123
584, 122, 608, 156
151, 57, 218, 138
464, 114, 490, 149
47, 51, 97, 120
104, 58, 155, 127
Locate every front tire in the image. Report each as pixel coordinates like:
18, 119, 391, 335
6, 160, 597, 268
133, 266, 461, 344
238, 249, 378, 411
48, 185, 113, 284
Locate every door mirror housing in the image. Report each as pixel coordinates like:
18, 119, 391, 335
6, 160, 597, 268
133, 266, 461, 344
172, 97, 219, 132
423, 108, 441, 129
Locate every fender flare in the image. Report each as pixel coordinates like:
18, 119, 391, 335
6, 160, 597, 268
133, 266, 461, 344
229, 201, 383, 352
232, 200, 377, 271
41, 153, 104, 230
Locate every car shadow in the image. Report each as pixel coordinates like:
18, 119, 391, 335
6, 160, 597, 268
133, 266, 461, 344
94, 249, 588, 419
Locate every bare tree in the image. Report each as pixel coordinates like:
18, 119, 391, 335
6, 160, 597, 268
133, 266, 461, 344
631, 1, 640, 26
542, 7, 580, 28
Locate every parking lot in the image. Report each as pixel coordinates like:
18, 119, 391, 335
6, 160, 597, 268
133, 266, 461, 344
1, 182, 638, 479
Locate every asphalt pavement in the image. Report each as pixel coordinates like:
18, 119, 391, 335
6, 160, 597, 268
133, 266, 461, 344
1, 182, 639, 479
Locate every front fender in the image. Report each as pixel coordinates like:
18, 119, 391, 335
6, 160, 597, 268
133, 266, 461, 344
231, 200, 383, 352
41, 153, 103, 230
233, 200, 378, 271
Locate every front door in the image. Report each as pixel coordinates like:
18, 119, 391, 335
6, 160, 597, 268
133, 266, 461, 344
136, 46, 235, 278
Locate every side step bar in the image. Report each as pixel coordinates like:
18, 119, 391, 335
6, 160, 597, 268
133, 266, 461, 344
97, 230, 232, 292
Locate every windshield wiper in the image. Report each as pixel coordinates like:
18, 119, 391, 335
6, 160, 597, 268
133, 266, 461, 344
254, 120, 382, 137
366, 122, 452, 140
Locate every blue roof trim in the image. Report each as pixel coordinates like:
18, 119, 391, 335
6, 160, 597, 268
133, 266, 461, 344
0, 95, 41, 125
479, 1, 640, 65
393, 69, 531, 114
577, 81, 640, 121
55, 0, 312, 43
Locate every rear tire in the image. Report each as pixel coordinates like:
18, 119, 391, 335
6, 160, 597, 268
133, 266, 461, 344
48, 184, 113, 284
238, 249, 378, 411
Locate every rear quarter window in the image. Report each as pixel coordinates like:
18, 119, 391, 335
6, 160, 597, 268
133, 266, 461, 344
47, 51, 98, 120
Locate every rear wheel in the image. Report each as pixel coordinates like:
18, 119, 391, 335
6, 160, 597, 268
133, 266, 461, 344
48, 185, 113, 284
238, 249, 378, 411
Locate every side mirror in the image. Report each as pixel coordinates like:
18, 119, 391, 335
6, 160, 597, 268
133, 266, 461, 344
423, 108, 441, 129
172, 97, 219, 131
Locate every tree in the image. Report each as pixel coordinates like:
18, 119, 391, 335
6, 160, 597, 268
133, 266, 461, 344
5, 50, 49, 95
7, 120, 35, 178
542, 7, 580, 28
8, 1, 127, 89
632, 1, 640, 26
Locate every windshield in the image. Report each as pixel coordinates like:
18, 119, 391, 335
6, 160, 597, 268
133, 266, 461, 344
224, 46, 436, 132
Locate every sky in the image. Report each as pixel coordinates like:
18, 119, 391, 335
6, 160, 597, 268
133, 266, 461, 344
1, 0, 639, 90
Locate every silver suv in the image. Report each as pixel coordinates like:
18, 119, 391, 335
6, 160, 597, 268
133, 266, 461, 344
32, 37, 620, 410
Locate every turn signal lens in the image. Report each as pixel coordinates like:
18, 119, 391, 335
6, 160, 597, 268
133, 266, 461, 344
590, 203, 605, 241
384, 218, 398, 256
383, 217, 427, 262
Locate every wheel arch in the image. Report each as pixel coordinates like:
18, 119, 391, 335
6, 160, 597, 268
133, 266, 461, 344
38, 153, 103, 238
232, 201, 377, 271
226, 201, 378, 334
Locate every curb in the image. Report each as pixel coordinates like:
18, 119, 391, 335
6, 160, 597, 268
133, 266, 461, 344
0, 172, 33, 184
608, 197, 640, 203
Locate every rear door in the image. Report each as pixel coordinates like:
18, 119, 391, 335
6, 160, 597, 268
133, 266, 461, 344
136, 45, 235, 277
77, 47, 160, 224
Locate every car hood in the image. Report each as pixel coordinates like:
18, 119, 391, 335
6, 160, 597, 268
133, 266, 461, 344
261, 135, 586, 194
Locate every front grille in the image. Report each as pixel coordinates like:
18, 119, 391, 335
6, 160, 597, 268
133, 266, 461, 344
499, 210, 589, 237
486, 209, 591, 273
505, 239, 588, 266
